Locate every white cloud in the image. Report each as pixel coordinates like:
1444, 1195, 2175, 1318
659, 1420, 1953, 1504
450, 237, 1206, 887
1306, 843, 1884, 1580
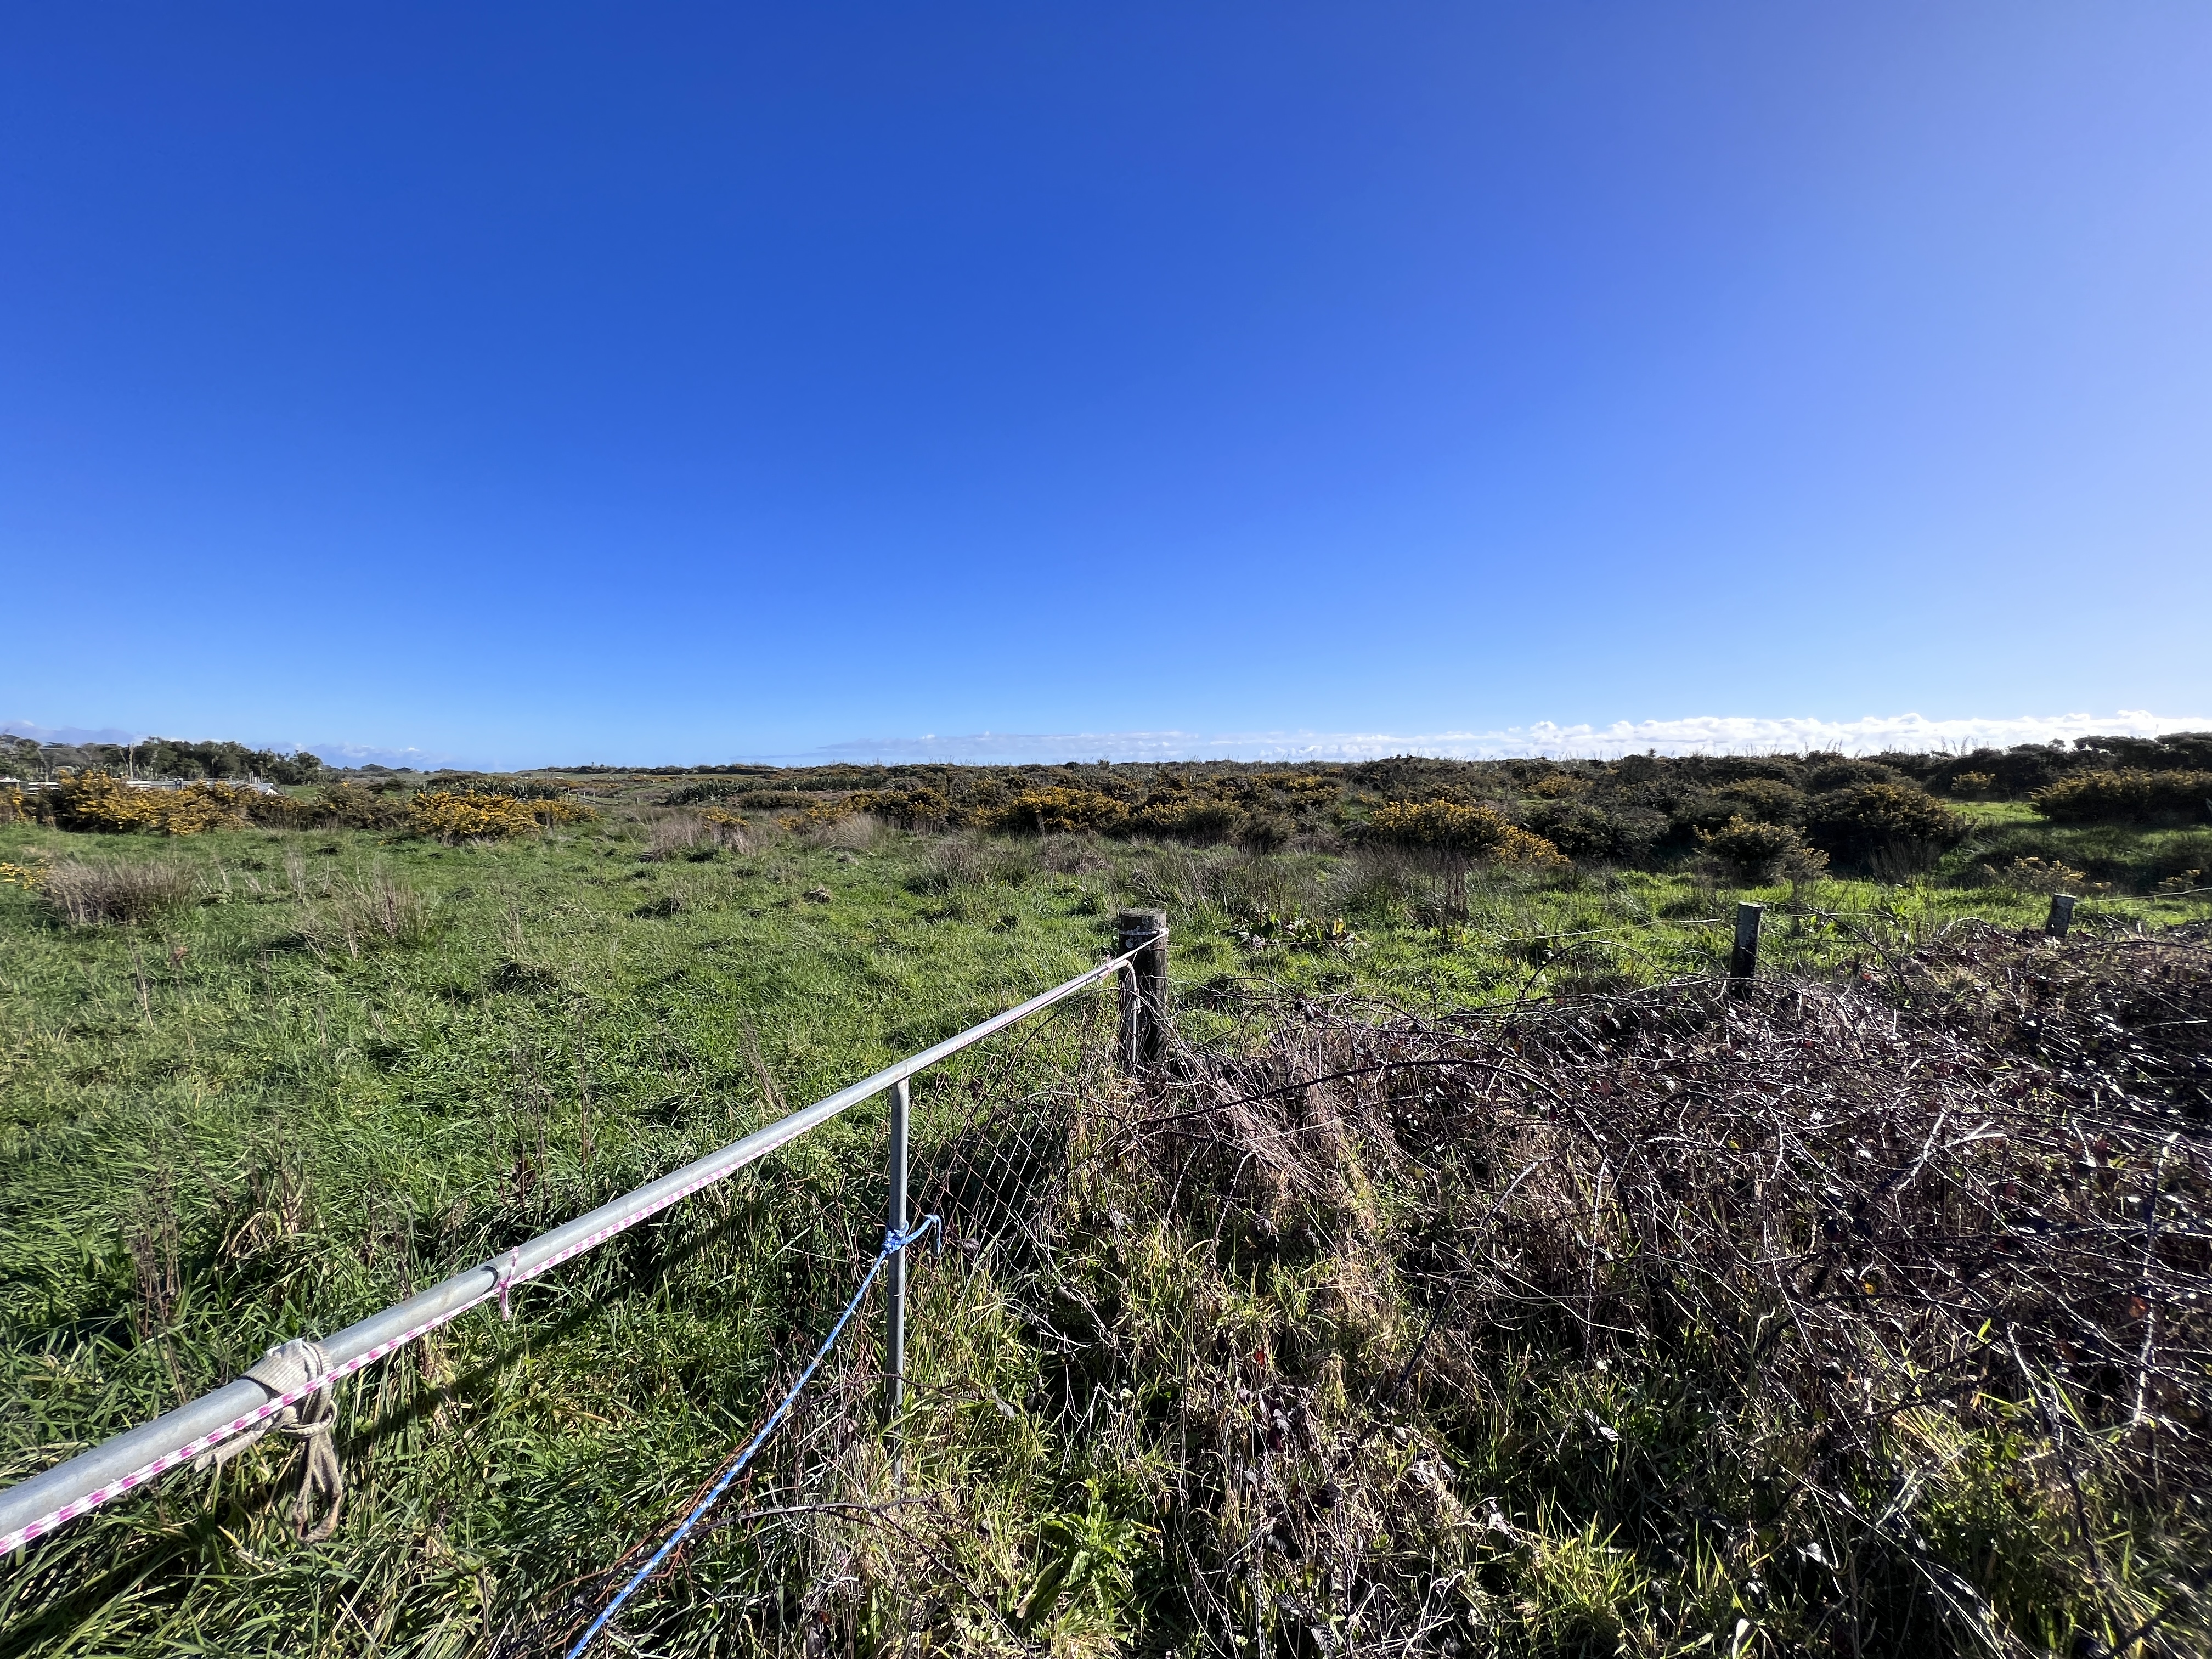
303, 740, 457, 770
803, 711, 2212, 765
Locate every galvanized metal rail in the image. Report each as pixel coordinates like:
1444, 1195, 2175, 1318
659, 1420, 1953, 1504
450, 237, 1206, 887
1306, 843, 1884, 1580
0, 913, 1170, 1555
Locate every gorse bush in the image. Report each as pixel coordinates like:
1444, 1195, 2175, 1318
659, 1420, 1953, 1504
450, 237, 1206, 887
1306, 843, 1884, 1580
983, 787, 1129, 836
837, 787, 952, 830
404, 791, 596, 841
1521, 797, 1660, 864
1803, 782, 1966, 868
2033, 769, 2212, 825
1126, 797, 1244, 844
52, 773, 251, 836
1361, 799, 1566, 866
406, 790, 540, 840
1694, 815, 1827, 885
1713, 777, 1805, 823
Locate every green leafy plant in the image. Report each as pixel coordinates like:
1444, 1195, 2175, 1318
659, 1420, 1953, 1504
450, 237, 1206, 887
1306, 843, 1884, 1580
1361, 799, 1566, 867
2032, 769, 2212, 826
1804, 782, 1966, 868
1695, 815, 1827, 885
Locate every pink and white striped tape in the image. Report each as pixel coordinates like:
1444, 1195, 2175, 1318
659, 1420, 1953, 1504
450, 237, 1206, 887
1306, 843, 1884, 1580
1, 1161, 738, 1556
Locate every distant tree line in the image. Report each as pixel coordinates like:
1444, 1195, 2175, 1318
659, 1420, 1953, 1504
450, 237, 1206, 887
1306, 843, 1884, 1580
2, 735, 324, 785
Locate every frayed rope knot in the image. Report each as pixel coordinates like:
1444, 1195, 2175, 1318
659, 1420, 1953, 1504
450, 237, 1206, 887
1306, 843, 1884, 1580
495, 1247, 524, 1320
193, 1338, 345, 1542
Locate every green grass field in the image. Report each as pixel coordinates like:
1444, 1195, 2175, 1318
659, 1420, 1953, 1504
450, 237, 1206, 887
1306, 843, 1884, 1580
2, 806, 2208, 1656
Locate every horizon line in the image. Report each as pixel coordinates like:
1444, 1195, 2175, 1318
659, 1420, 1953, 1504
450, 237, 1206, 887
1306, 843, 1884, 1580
7, 709, 2208, 772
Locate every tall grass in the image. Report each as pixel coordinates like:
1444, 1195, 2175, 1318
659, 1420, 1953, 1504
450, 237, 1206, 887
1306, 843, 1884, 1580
38, 859, 199, 925
0, 808, 2207, 1655
297, 870, 436, 958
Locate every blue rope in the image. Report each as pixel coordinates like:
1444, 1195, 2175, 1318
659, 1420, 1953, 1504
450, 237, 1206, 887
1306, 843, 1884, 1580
563, 1214, 940, 1659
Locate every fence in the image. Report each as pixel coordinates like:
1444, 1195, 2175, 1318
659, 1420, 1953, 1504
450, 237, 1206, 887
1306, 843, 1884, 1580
0, 909, 1171, 1559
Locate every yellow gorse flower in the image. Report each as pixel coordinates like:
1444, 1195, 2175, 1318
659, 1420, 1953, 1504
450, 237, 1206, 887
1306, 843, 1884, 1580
53, 772, 251, 835
405, 791, 597, 840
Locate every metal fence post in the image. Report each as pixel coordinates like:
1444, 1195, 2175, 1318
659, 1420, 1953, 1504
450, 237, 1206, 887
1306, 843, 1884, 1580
2046, 893, 2076, 939
1117, 909, 1170, 1070
883, 1076, 909, 1442
1729, 901, 1763, 992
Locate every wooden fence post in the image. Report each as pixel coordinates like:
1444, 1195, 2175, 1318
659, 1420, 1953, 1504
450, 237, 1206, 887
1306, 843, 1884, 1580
1117, 909, 1170, 1070
2046, 893, 2076, 939
1729, 901, 1763, 992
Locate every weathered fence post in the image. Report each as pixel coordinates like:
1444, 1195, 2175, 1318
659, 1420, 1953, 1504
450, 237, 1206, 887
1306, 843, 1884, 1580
1729, 901, 1763, 992
2046, 893, 2076, 939
883, 1076, 909, 1443
1117, 909, 1170, 1070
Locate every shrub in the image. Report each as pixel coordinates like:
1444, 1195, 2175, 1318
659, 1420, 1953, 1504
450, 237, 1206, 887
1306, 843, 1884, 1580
38, 859, 199, 924
242, 792, 320, 830
1980, 856, 2103, 896
406, 791, 543, 840
1524, 800, 1609, 860
983, 788, 1129, 836
1804, 783, 1966, 868
2031, 769, 2212, 826
665, 781, 814, 809
1125, 798, 1243, 844
1948, 771, 1998, 798
53, 772, 251, 835
289, 781, 412, 831
1, 856, 50, 894
1714, 778, 1805, 823
1235, 814, 1293, 853
801, 788, 951, 831
1805, 758, 1904, 793
1695, 816, 1829, 885
1361, 800, 1566, 867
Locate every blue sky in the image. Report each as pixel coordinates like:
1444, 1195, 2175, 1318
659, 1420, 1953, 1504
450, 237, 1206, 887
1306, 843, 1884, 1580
4, 4, 2208, 768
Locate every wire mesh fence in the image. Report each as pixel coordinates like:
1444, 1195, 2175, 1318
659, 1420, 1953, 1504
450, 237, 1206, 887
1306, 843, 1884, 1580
589, 919, 2212, 1658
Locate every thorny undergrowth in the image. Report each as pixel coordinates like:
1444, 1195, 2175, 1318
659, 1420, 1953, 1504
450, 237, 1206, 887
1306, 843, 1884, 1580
11, 919, 2207, 1659
584, 926, 2212, 1658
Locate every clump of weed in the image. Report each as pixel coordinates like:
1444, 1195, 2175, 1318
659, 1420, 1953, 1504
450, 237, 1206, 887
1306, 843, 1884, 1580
911, 835, 1035, 895
35, 858, 199, 924
298, 871, 435, 957
990, 928, 2212, 1656
797, 810, 887, 851
639, 809, 752, 861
